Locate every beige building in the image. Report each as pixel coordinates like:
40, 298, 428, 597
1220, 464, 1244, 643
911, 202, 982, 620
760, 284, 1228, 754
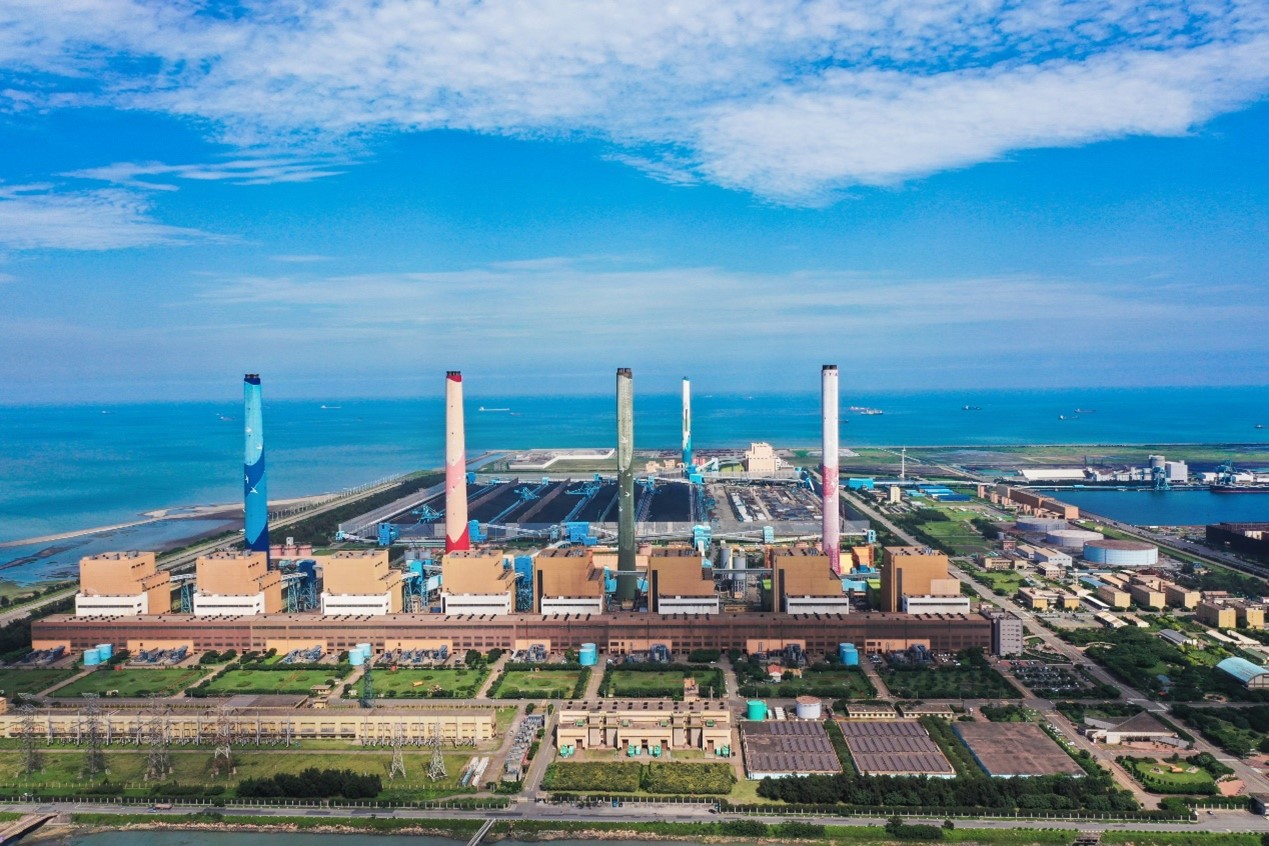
555, 699, 731, 753
1097, 585, 1131, 610
880, 547, 955, 613
771, 547, 849, 614
0, 698, 493, 745
980, 556, 1021, 572
743, 442, 783, 476
1230, 601, 1266, 630
319, 549, 403, 616
534, 548, 604, 615
1197, 601, 1237, 629
1128, 583, 1165, 610
1018, 587, 1052, 611
441, 550, 516, 615
194, 551, 282, 616
75, 551, 171, 617
1163, 584, 1201, 610
648, 547, 719, 614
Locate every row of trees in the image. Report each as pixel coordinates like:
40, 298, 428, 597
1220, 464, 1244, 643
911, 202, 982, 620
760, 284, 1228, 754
755, 769, 1138, 813
237, 767, 382, 799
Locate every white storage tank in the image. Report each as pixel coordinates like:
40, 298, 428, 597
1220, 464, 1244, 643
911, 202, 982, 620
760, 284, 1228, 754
1046, 528, 1104, 550
1083, 539, 1158, 567
794, 695, 822, 720
1016, 516, 1069, 533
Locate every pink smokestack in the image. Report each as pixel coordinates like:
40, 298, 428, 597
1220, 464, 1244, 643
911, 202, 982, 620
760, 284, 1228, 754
445, 371, 471, 552
821, 365, 841, 575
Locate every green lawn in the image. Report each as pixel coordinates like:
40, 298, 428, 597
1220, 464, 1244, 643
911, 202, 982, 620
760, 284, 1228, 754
605, 667, 724, 699
204, 668, 341, 696
738, 669, 874, 700
493, 669, 582, 699
915, 517, 995, 556
57, 667, 207, 698
0, 668, 79, 697
883, 665, 1021, 700
346, 667, 486, 698
1129, 758, 1216, 793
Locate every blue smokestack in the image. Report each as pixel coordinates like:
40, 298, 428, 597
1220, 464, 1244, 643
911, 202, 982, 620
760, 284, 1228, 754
243, 374, 269, 556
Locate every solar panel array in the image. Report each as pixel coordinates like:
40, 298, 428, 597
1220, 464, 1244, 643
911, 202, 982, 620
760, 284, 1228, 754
839, 720, 955, 776
740, 720, 842, 776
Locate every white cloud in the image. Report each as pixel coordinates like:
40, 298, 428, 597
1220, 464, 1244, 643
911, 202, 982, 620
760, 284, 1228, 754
67, 157, 349, 189
1, 0, 1266, 201
0, 183, 212, 250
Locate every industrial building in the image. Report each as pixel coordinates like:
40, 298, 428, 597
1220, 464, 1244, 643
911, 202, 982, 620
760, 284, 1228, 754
879, 547, 957, 613
440, 550, 516, 615
1164, 583, 1201, 610
74, 551, 171, 617
740, 720, 841, 779
193, 551, 283, 616
1082, 712, 1186, 748
1082, 539, 1158, 567
952, 722, 1084, 777
319, 549, 403, 616
1197, 601, 1237, 629
743, 442, 784, 476
1206, 523, 1269, 564
534, 547, 605, 615
770, 547, 850, 614
1096, 585, 1131, 610
0, 697, 495, 745
983, 611, 1024, 657
901, 594, 970, 615
555, 700, 731, 753
837, 720, 954, 777
991, 486, 1079, 519
1128, 582, 1165, 611
34, 609, 993, 657
647, 547, 719, 614
1216, 657, 1269, 689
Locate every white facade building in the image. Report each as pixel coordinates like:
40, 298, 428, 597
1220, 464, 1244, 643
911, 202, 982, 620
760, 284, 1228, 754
902, 595, 972, 615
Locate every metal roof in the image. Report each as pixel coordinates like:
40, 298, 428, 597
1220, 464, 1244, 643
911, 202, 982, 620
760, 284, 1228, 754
1216, 656, 1269, 684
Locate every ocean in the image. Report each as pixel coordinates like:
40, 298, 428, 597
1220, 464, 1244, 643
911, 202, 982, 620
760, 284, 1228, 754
1, 386, 1266, 563
1041, 488, 1269, 527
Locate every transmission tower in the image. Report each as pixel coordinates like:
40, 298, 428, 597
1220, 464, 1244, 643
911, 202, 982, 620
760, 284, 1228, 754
360, 660, 375, 708
427, 723, 446, 782
389, 723, 406, 781
81, 694, 107, 778
19, 705, 42, 776
144, 697, 172, 781
211, 704, 235, 777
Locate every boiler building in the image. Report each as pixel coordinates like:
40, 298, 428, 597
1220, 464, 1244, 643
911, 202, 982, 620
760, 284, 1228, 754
648, 547, 719, 614
441, 550, 516, 615
770, 547, 850, 614
75, 551, 172, 617
193, 551, 283, 616
319, 549, 404, 616
534, 548, 605, 615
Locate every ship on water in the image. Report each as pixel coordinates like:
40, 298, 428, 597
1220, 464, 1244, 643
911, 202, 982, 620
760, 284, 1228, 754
1211, 484, 1269, 494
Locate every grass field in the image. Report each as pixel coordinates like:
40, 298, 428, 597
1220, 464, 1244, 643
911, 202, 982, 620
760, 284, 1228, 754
493, 669, 582, 699
606, 667, 724, 699
58, 667, 207, 698
738, 669, 874, 700
913, 516, 995, 556
347, 667, 486, 698
967, 567, 1026, 596
204, 668, 340, 696
0, 748, 476, 797
1129, 758, 1216, 793
0, 668, 79, 697
883, 665, 1021, 700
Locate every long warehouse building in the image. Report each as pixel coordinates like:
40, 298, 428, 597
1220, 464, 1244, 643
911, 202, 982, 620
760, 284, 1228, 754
34, 610, 990, 657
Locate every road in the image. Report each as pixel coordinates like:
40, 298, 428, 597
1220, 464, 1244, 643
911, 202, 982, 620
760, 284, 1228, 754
843, 489, 1269, 796
9, 799, 1269, 834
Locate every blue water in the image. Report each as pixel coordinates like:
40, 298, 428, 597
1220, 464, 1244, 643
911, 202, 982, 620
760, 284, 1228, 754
1, 386, 1266, 545
1049, 489, 1269, 527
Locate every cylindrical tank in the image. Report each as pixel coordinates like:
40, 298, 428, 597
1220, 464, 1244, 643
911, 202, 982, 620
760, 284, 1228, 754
746, 700, 768, 721
1046, 528, 1104, 550
83, 648, 101, 667
838, 643, 860, 667
578, 643, 598, 666
349, 649, 365, 667
1083, 539, 1159, 566
95, 643, 113, 660
1016, 516, 1069, 533
795, 696, 822, 720
356, 643, 372, 662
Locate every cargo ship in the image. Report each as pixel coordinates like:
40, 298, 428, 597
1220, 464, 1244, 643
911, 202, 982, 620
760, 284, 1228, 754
1210, 484, 1269, 494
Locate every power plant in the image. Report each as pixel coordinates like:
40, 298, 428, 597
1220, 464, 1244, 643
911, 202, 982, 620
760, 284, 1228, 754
39, 365, 1001, 661
243, 373, 269, 556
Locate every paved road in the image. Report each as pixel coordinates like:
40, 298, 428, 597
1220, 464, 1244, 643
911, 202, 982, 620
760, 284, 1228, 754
8, 799, 1269, 834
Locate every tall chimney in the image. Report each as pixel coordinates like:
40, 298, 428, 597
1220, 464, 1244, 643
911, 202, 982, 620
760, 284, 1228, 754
444, 371, 471, 552
616, 367, 636, 601
821, 365, 841, 575
681, 377, 693, 470
243, 374, 269, 557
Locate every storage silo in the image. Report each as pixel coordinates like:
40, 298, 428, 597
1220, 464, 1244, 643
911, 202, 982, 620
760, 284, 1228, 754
95, 643, 113, 660
795, 696, 822, 720
746, 700, 768, 721
83, 648, 101, 667
838, 643, 860, 667
1016, 516, 1069, 533
1046, 528, 1104, 550
1083, 539, 1159, 567
578, 643, 598, 666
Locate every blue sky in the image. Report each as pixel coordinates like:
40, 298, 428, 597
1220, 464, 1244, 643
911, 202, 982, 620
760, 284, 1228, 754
0, 1, 1266, 403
